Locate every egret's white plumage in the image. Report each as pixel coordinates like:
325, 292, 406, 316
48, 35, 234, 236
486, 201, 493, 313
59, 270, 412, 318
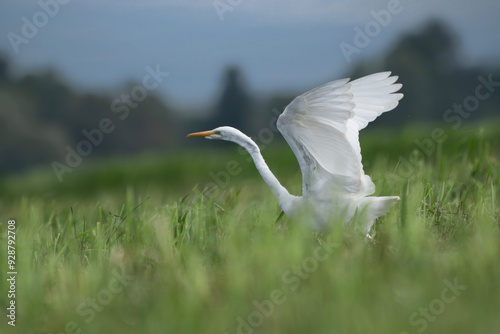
187, 71, 403, 233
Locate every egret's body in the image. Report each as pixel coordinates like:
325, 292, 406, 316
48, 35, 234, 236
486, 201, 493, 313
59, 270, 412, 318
188, 72, 403, 233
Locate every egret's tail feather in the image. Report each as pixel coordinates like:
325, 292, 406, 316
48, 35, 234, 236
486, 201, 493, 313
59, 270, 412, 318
362, 196, 400, 233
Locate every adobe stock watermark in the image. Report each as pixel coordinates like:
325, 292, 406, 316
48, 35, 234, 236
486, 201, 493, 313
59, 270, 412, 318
51, 64, 169, 182
213, 0, 244, 21
397, 73, 499, 178
193, 107, 282, 199
399, 277, 467, 334
48, 266, 134, 334
7, 0, 72, 54
225, 239, 340, 334
340, 0, 405, 64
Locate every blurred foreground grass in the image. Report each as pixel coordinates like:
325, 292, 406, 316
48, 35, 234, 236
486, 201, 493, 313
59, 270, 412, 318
0, 122, 499, 334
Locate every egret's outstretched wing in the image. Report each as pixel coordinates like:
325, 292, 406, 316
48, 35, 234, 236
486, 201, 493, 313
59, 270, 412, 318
277, 72, 403, 197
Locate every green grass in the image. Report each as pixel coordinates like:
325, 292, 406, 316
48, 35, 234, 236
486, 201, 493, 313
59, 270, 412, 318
0, 123, 499, 334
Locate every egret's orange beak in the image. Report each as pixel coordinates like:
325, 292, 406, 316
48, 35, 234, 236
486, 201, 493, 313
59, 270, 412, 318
186, 130, 214, 138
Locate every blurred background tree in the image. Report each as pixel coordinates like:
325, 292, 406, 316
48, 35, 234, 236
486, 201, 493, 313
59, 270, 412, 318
206, 66, 251, 134
350, 20, 500, 125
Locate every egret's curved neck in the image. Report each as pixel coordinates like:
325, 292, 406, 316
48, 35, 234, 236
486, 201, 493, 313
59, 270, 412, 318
231, 134, 296, 211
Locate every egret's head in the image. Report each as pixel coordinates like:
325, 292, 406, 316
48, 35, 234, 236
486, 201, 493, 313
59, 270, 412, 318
186, 126, 243, 142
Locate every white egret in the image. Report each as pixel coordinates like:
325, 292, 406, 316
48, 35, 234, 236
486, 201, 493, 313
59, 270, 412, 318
187, 72, 403, 233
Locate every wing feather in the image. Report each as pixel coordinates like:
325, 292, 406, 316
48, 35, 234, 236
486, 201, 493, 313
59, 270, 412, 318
277, 71, 403, 197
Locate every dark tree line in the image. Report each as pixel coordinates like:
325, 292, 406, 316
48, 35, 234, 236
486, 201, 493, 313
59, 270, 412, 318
0, 20, 498, 174
0, 62, 178, 173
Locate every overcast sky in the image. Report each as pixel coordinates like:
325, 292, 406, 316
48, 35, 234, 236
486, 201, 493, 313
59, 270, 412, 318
1, 0, 499, 108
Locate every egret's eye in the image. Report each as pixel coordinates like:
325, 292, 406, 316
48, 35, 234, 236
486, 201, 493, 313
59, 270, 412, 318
213, 131, 222, 135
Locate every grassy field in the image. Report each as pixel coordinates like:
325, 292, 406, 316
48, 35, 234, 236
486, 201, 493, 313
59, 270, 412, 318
0, 123, 499, 334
